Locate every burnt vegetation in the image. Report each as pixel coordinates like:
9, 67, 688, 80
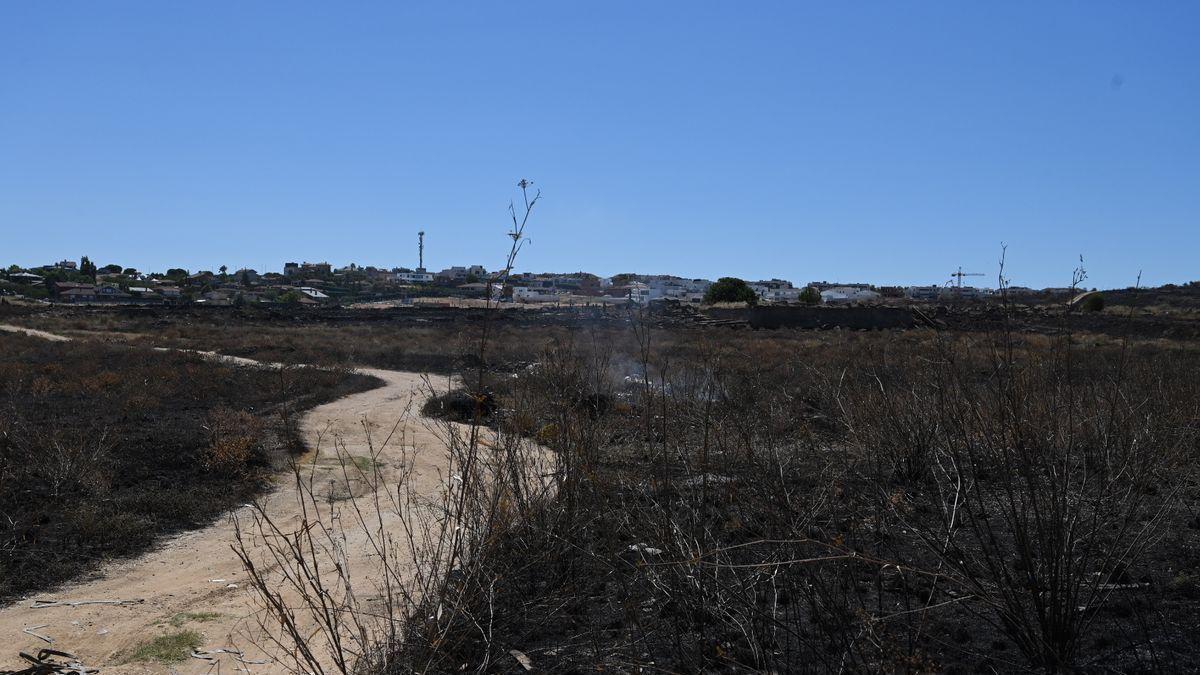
391, 322, 1200, 674
0, 332, 379, 600
6, 297, 1200, 673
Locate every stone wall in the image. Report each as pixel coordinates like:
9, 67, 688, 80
705, 305, 916, 330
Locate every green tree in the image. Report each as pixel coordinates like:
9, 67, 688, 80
122, 267, 138, 276
100, 264, 123, 274
219, 265, 228, 281
703, 277, 758, 305
166, 268, 188, 280
80, 256, 97, 279
1082, 293, 1105, 312
799, 286, 821, 305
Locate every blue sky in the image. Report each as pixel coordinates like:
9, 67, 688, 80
2, 2, 1197, 288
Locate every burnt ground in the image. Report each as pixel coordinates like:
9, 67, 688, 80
405, 457, 1200, 674
926, 303, 1200, 342
404, 329, 1200, 674
5, 285, 1200, 350
4, 300, 1200, 673
400, 473, 1200, 674
0, 331, 380, 601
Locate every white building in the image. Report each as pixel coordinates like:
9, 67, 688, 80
647, 279, 687, 300
512, 286, 562, 303
628, 282, 655, 304
436, 265, 488, 282
395, 271, 434, 284
750, 280, 804, 303
905, 286, 941, 301
940, 286, 988, 300
298, 287, 330, 300
587, 276, 712, 304
640, 276, 711, 301
810, 280, 873, 292
821, 286, 881, 304
601, 282, 655, 304
768, 287, 803, 302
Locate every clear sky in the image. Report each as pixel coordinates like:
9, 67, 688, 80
2, 2, 1197, 289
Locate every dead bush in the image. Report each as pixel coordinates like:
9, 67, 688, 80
203, 407, 266, 475
847, 332, 1196, 672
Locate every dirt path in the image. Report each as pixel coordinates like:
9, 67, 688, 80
0, 324, 72, 342
0, 327, 462, 672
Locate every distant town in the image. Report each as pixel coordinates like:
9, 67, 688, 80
2, 256, 1103, 308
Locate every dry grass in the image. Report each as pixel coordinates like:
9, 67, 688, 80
124, 630, 204, 663
168, 611, 223, 628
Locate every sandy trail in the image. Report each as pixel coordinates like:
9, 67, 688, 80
0, 326, 463, 673
0, 324, 72, 342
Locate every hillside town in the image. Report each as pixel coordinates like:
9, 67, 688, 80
0, 256, 1097, 308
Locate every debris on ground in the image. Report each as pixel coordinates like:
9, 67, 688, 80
509, 648, 533, 670
29, 600, 144, 610
627, 543, 663, 555
2, 649, 96, 675
20, 627, 51, 645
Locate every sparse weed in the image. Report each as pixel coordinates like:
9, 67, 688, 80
125, 630, 204, 663
169, 611, 223, 628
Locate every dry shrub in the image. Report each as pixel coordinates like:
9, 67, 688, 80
203, 407, 265, 475
25, 428, 113, 499
842, 331, 1198, 672
28, 376, 55, 399
534, 422, 559, 445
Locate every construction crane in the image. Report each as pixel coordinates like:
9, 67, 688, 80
950, 266, 984, 288
418, 231, 425, 271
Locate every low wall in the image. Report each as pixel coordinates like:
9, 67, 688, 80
705, 305, 916, 330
